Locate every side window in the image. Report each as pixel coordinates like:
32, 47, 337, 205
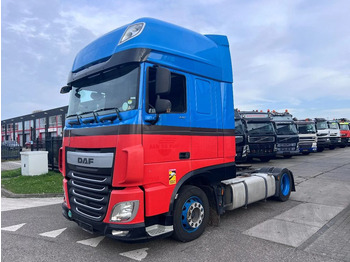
147, 67, 186, 114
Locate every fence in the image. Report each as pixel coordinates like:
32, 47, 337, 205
1, 145, 22, 160
1, 137, 63, 171
31, 137, 62, 170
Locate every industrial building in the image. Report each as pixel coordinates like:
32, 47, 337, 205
1, 106, 67, 147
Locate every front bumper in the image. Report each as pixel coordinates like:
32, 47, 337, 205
317, 138, 331, 148
276, 146, 299, 156
299, 142, 317, 153
62, 203, 152, 242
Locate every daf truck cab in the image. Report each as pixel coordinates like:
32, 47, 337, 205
234, 109, 248, 163
238, 111, 277, 162
268, 111, 299, 158
59, 18, 294, 242
338, 119, 350, 146
295, 119, 317, 155
314, 118, 331, 152
327, 120, 344, 148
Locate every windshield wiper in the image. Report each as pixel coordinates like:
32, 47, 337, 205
66, 114, 81, 125
77, 111, 98, 124
94, 107, 122, 121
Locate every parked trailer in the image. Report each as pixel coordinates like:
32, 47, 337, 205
59, 18, 295, 242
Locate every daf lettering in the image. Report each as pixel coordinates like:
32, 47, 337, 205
78, 157, 94, 164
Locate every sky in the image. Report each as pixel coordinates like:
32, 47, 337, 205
1, 0, 350, 120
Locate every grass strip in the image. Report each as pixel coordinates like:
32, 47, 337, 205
1, 169, 63, 194
1, 168, 22, 179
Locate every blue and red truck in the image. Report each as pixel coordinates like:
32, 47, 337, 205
59, 18, 295, 242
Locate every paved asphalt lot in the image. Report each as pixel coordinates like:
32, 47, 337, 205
2, 147, 350, 262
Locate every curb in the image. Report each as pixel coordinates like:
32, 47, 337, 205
1, 187, 64, 198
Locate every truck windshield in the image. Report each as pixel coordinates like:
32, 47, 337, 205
316, 121, 328, 130
235, 120, 245, 135
340, 124, 349, 131
67, 64, 140, 117
247, 122, 275, 135
297, 124, 316, 134
328, 122, 339, 129
275, 123, 298, 135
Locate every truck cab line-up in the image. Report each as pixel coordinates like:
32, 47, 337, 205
59, 18, 295, 242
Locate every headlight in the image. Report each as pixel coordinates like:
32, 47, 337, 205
119, 22, 145, 45
110, 201, 139, 222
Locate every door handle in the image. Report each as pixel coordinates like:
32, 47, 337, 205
179, 152, 190, 159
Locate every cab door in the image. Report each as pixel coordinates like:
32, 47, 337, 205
142, 64, 191, 183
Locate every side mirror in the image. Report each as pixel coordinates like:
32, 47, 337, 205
60, 85, 72, 94
155, 67, 171, 95
156, 97, 171, 114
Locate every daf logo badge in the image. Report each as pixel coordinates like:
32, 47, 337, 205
78, 157, 94, 164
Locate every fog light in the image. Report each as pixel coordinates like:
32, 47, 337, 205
68, 210, 72, 218
112, 230, 129, 237
110, 201, 139, 223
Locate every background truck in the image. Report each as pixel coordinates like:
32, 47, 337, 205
268, 110, 299, 158
295, 119, 317, 155
327, 120, 345, 148
314, 118, 331, 152
234, 109, 248, 163
338, 119, 350, 146
238, 111, 277, 162
59, 18, 295, 242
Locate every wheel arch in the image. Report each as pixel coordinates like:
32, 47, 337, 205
168, 162, 236, 215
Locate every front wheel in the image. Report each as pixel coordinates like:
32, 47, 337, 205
172, 185, 209, 242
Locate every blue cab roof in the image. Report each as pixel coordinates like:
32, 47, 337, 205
72, 18, 233, 83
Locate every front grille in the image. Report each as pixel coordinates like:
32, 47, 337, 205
66, 148, 114, 222
300, 137, 315, 143
248, 143, 275, 154
248, 136, 275, 143
277, 137, 298, 143
299, 142, 312, 148
330, 137, 340, 143
67, 169, 112, 221
318, 137, 328, 143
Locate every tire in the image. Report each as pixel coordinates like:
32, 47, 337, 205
283, 155, 292, 159
302, 152, 310, 155
172, 185, 209, 242
276, 171, 292, 202
329, 145, 335, 150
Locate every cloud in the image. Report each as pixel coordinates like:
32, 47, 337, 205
2, 0, 350, 121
